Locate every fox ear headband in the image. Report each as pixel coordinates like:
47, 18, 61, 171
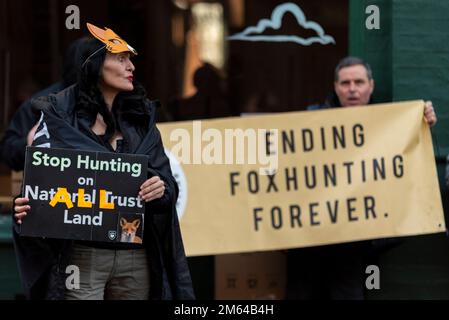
82, 23, 138, 68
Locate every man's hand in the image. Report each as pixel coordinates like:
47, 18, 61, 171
424, 101, 437, 127
139, 176, 166, 202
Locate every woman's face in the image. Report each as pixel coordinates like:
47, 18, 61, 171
101, 52, 135, 92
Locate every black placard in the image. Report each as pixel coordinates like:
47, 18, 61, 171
20, 147, 148, 243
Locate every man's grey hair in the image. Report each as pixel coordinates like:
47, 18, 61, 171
334, 56, 373, 82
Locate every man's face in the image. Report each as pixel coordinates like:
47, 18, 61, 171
334, 64, 374, 107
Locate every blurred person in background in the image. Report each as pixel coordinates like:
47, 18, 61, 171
0, 37, 89, 171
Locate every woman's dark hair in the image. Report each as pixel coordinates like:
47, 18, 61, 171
62, 37, 92, 87
76, 38, 108, 120
78, 38, 107, 95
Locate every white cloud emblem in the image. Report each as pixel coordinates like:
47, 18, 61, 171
228, 2, 335, 46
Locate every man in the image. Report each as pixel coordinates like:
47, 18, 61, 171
309, 56, 436, 123
287, 56, 437, 300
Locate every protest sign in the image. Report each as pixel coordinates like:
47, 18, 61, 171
21, 147, 147, 243
158, 100, 446, 256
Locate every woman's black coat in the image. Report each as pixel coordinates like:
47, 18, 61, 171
12, 84, 195, 300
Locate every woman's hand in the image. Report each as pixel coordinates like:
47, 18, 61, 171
14, 197, 30, 224
139, 176, 166, 202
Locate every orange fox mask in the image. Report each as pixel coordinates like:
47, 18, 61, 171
87, 23, 137, 55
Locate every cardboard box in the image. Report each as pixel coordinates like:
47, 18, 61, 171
215, 251, 286, 300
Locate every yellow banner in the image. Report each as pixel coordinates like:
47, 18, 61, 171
157, 100, 446, 256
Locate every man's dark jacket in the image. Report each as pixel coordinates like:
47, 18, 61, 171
12, 84, 195, 300
0, 82, 64, 171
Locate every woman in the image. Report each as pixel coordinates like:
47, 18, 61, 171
13, 23, 194, 300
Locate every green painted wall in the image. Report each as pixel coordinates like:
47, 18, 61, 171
350, 0, 449, 299
350, 0, 449, 156
0, 216, 22, 299
391, 0, 449, 157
